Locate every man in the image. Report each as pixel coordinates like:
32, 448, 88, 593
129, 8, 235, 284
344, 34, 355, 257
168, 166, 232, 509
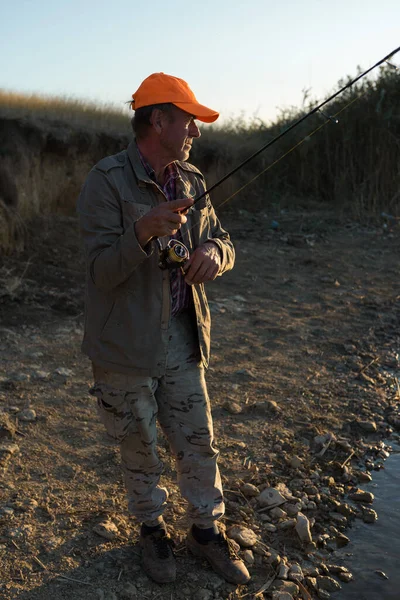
77, 73, 250, 586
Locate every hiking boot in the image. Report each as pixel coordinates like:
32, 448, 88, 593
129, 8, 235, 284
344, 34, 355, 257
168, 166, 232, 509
139, 527, 176, 583
186, 527, 251, 585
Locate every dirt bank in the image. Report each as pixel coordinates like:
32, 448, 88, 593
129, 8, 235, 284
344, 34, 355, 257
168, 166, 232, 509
0, 117, 129, 252
0, 208, 400, 600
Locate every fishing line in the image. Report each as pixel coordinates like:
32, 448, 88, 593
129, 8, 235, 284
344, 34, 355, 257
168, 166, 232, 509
158, 45, 400, 269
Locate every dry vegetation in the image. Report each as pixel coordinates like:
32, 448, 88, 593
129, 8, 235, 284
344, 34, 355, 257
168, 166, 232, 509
0, 66, 399, 256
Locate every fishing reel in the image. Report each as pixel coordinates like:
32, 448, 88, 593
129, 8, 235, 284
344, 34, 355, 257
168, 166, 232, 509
157, 239, 190, 271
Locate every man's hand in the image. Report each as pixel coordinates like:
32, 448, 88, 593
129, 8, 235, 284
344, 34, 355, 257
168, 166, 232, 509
184, 242, 221, 285
135, 198, 194, 248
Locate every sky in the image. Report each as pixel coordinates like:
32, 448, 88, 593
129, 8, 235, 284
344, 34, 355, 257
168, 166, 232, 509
0, 0, 399, 124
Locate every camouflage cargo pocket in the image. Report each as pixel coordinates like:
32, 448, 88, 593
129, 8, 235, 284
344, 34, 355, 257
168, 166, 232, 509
90, 384, 132, 443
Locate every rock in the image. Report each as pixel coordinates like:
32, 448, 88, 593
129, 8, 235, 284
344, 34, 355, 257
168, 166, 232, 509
349, 489, 374, 504
92, 521, 119, 541
317, 576, 341, 593
32, 370, 51, 380
0, 507, 14, 516
0, 415, 15, 440
54, 367, 74, 377
329, 512, 347, 526
258, 487, 287, 508
263, 523, 277, 532
11, 373, 30, 382
19, 409, 37, 422
227, 525, 257, 547
283, 502, 302, 516
270, 507, 287, 520
314, 432, 336, 451
223, 401, 242, 414
242, 549, 255, 565
338, 571, 353, 583
0, 442, 19, 457
295, 512, 312, 543
335, 533, 350, 547
288, 564, 304, 582
277, 562, 289, 579
362, 507, 378, 523
271, 580, 299, 595
358, 420, 377, 432
290, 456, 303, 469
318, 591, 331, 600
240, 483, 260, 497
278, 519, 296, 530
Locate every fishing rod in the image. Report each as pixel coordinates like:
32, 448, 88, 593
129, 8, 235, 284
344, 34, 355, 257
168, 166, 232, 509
158, 45, 400, 270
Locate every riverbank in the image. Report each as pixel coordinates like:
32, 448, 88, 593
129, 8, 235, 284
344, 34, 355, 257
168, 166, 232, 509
0, 208, 399, 600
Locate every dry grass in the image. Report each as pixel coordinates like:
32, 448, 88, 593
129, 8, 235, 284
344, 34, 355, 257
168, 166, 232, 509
0, 89, 131, 134
1, 67, 400, 255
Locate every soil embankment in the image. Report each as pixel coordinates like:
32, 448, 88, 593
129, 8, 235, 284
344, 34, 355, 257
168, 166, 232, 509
1, 206, 400, 600
0, 117, 129, 252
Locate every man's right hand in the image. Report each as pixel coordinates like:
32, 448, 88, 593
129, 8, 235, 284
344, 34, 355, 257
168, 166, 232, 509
134, 198, 194, 248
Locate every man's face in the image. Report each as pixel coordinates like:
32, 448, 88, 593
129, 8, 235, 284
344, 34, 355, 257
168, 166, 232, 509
159, 106, 201, 162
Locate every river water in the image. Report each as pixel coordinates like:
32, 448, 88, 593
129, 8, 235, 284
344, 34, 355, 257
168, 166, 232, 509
336, 447, 400, 600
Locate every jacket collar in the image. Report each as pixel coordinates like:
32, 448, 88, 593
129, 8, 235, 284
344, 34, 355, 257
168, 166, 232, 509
127, 140, 155, 187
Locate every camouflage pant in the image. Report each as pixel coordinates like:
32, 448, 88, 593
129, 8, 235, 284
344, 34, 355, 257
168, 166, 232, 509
90, 312, 224, 528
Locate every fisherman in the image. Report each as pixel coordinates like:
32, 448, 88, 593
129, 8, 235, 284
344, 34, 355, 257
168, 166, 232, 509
77, 73, 250, 585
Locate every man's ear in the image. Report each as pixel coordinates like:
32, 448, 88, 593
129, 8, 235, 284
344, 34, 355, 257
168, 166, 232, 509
150, 108, 163, 134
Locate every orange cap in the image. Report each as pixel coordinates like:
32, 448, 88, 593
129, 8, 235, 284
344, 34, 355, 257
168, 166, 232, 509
131, 73, 219, 123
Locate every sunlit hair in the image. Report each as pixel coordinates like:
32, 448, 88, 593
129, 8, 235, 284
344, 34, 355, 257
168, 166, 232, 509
130, 103, 176, 140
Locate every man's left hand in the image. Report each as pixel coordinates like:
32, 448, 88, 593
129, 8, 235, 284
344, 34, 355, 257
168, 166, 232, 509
184, 242, 221, 285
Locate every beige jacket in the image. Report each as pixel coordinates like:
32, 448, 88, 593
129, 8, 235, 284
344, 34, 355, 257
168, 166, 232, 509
77, 141, 235, 375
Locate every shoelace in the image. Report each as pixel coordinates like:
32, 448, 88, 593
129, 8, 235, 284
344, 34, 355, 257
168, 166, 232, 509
152, 532, 175, 559
216, 533, 240, 560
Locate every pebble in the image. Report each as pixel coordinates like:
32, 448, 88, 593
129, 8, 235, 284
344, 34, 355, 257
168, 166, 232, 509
349, 489, 374, 504
271, 580, 299, 595
19, 409, 37, 422
223, 401, 242, 414
240, 483, 260, 497
317, 576, 341, 593
295, 512, 312, 543
270, 507, 287, 519
278, 519, 296, 530
277, 562, 289, 579
0, 507, 14, 516
335, 533, 350, 547
263, 523, 277, 532
0, 442, 19, 456
362, 507, 378, 523
54, 367, 74, 377
92, 520, 119, 541
288, 564, 304, 582
258, 487, 287, 508
357, 420, 377, 432
290, 456, 303, 469
338, 571, 353, 583
226, 525, 257, 547
242, 549, 255, 565
32, 370, 50, 380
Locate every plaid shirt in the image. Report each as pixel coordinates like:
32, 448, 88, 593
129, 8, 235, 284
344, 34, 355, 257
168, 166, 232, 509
138, 151, 192, 316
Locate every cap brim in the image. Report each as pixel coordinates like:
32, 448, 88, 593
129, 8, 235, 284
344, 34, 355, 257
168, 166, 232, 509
172, 102, 219, 123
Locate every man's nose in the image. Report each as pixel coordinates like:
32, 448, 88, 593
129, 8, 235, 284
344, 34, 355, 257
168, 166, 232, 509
189, 121, 201, 138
